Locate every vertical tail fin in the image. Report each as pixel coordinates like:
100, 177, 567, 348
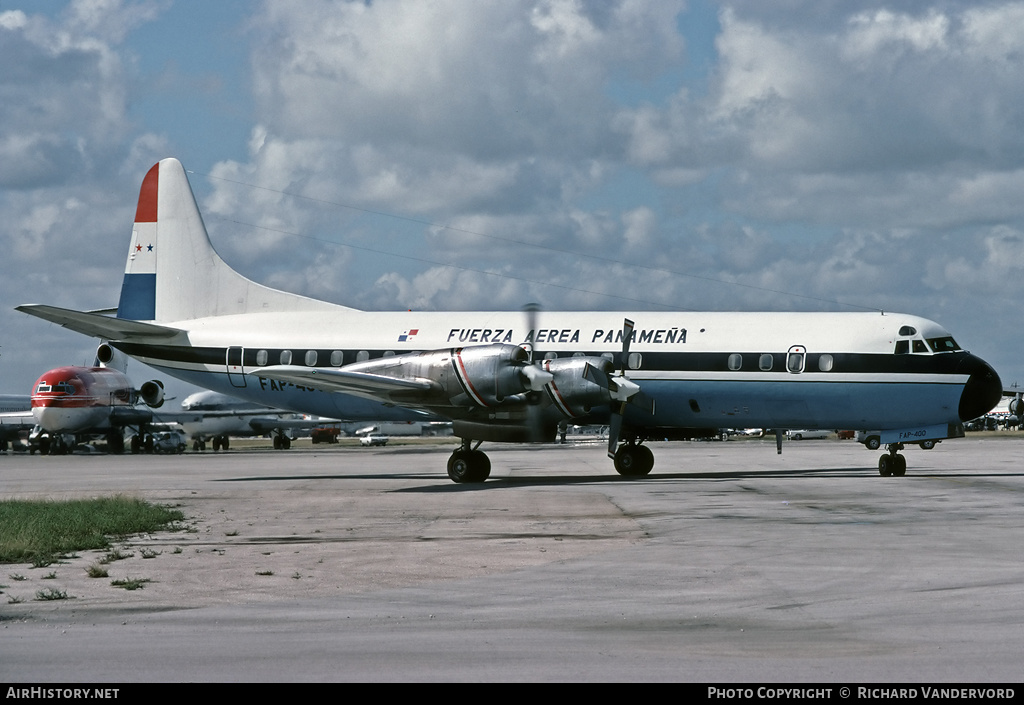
116, 158, 349, 323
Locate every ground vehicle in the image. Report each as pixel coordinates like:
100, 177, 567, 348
149, 431, 186, 454
359, 433, 388, 447
857, 431, 939, 450
311, 427, 340, 444
786, 429, 831, 440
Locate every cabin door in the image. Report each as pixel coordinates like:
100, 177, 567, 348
226, 346, 246, 388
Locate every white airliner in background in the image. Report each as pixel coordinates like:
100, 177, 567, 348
174, 389, 335, 451
17, 158, 1002, 481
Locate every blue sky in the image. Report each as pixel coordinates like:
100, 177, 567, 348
2, 0, 1024, 399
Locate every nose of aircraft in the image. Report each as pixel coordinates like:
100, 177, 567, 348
958, 354, 1002, 422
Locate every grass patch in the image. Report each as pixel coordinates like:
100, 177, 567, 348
86, 564, 108, 578
110, 577, 150, 591
35, 587, 68, 601
0, 496, 185, 564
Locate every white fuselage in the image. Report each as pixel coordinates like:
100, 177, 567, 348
113, 308, 995, 434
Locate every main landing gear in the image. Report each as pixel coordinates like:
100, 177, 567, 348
612, 441, 654, 477
877, 443, 907, 477
445, 438, 656, 483
447, 439, 491, 483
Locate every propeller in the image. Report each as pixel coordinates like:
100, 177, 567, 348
583, 317, 655, 458
519, 303, 553, 391
520, 303, 553, 441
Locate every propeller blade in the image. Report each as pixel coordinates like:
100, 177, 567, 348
522, 303, 541, 363
620, 318, 634, 374
583, 361, 610, 390
607, 403, 626, 458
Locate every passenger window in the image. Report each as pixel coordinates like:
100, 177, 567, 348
383, 351, 395, 358
280, 350, 292, 365
304, 350, 318, 366
759, 354, 774, 371
818, 354, 834, 372
356, 351, 369, 362
330, 351, 344, 366
728, 354, 742, 371
544, 352, 558, 360
256, 350, 268, 366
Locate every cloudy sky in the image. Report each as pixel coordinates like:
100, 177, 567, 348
2, 0, 1023, 400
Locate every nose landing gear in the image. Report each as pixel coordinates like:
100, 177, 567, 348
878, 443, 907, 477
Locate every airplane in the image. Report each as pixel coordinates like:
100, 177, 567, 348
16, 158, 1003, 481
174, 389, 338, 450
0, 394, 33, 451
22, 365, 167, 454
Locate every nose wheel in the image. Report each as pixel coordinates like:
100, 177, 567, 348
878, 443, 907, 476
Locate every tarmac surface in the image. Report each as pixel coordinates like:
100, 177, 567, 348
1, 435, 1022, 682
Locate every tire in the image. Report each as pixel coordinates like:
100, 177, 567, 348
878, 454, 892, 477
614, 444, 654, 477
865, 436, 881, 451
919, 440, 935, 450
892, 454, 907, 476
447, 449, 490, 483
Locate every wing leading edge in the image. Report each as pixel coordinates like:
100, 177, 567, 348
15, 305, 182, 341
251, 365, 438, 401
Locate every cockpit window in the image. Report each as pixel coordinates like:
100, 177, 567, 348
926, 336, 961, 353
894, 340, 909, 355
912, 340, 928, 353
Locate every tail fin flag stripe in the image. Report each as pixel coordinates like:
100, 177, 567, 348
115, 158, 353, 324
134, 162, 159, 223
117, 163, 160, 320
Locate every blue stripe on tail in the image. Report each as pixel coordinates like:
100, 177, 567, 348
116, 273, 156, 320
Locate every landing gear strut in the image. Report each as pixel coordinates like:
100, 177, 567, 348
447, 439, 491, 483
878, 443, 907, 477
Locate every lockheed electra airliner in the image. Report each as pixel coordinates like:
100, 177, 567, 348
17, 158, 1002, 481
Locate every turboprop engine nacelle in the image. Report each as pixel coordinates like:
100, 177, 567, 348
345, 343, 550, 409
540, 357, 616, 418
139, 379, 165, 408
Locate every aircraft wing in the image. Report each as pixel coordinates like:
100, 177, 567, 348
246, 416, 335, 432
15, 304, 182, 340
0, 411, 36, 439
251, 365, 437, 400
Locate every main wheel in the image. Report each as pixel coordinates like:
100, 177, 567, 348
878, 454, 892, 476
614, 444, 654, 477
447, 449, 490, 483
107, 432, 124, 455
892, 454, 907, 476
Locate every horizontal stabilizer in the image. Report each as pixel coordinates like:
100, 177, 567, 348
251, 365, 437, 399
16, 305, 182, 341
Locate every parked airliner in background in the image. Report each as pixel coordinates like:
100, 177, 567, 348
17, 158, 1003, 481
23, 365, 165, 454
176, 389, 335, 451
0, 394, 32, 451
